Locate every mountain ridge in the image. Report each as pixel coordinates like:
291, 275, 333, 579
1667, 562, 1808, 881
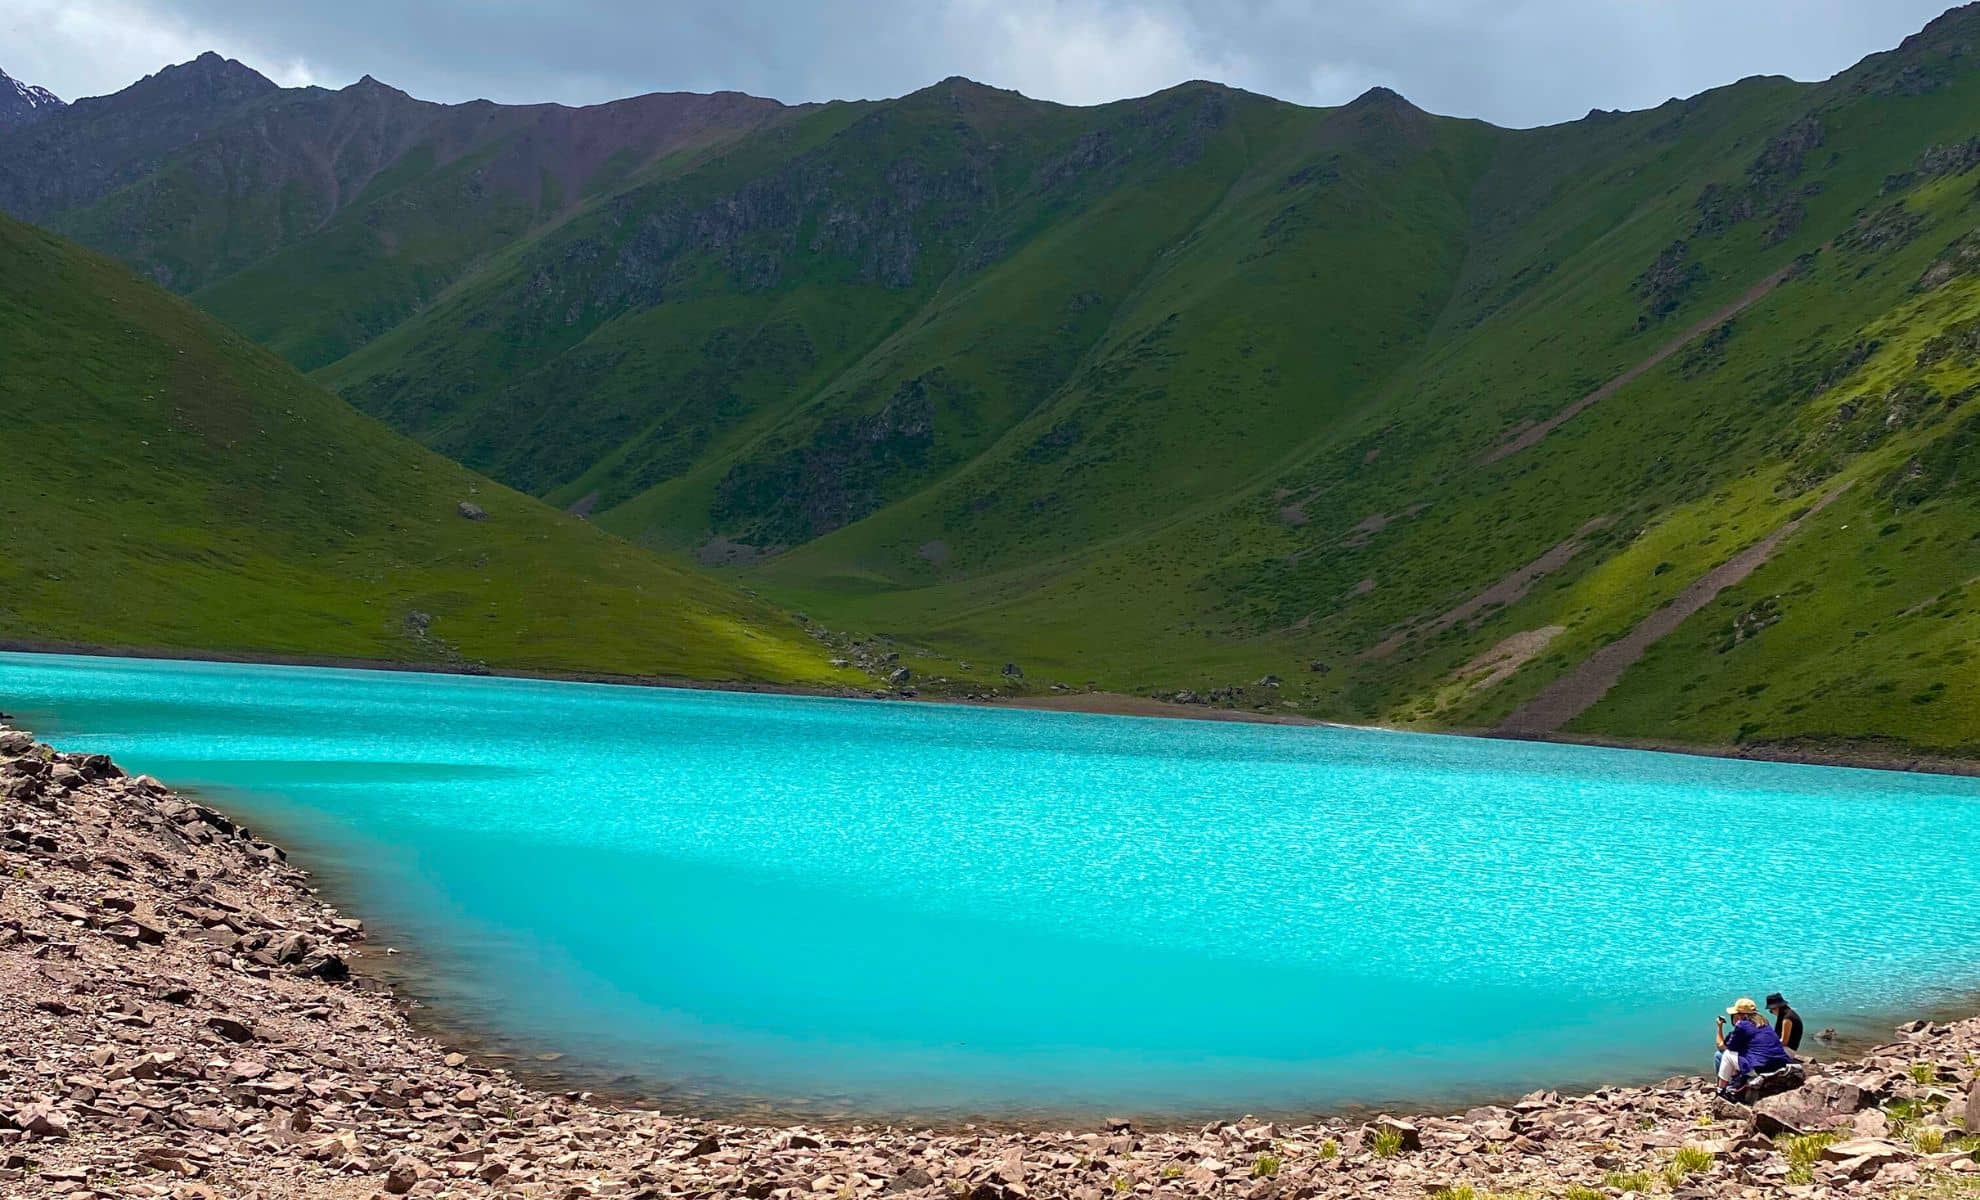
0, 67, 64, 130
3, 5, 1979, 759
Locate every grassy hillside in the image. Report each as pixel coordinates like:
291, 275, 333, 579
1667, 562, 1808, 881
0, 213, 855, 686
5, 7, 1979, 759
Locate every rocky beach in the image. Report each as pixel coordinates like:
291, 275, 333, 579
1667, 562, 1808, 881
3, 719, 1978, 1200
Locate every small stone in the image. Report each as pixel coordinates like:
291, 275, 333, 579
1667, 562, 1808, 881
1821, 1137, 1912, 1176
11, 1102, 69, 1139
107, 918, 166, 946
300, 952, 350, 981
206, 1015, 254, 1043
138, 1148, 199, 1177
384, 1156, 425, 1194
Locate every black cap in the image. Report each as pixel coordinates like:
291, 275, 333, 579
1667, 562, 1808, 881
1764, 992, 1787, 1008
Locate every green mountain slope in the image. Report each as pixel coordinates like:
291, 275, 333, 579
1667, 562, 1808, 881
5, 7, 1978, 760
0, 213, 854, 686
0, 55, 789, 371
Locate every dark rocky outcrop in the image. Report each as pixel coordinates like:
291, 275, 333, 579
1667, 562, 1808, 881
1690, 115, 1827, 244
712, 374, 946, 544
1919, 229, 1980, 291
1635, 240, 1705, 324
0, 52, 277, 221
0, 68, 63, 131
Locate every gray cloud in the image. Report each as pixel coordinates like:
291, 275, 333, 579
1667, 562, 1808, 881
2, 0, 1957, 127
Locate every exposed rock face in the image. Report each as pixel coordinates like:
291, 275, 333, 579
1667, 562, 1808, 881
712, 374, 946, 544
0, 68, 63, 131
0, 52, 278, 220
1919, 229, 1980, 291
1635, 239, 1704, 324
1688, 115, 1827, 249
4, 721, 1980, 1198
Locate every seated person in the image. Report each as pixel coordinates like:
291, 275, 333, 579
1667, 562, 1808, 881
1766, 992, 1805, 1051
1716, 996, 1793, 1098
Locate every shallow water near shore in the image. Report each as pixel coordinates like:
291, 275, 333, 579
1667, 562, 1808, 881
5, 650, 1978, 1120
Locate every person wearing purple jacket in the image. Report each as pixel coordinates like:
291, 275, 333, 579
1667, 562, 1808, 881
1715, 996, 1794, 1098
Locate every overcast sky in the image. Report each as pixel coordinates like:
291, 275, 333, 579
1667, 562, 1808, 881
2, 0, 1956, 128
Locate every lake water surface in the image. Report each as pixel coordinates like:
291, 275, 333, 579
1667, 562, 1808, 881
3, 651, 1976, 1119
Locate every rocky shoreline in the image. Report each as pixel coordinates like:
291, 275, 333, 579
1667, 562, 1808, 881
4, 721, 1979, 1200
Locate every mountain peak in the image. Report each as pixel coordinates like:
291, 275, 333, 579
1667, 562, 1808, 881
1346, 85, 1417, 112
149, 51, 277, 98
913, 75, 1025, 102
344, 74, 411, 99
1327, 83, 1435, 152
0, 66, 66, 131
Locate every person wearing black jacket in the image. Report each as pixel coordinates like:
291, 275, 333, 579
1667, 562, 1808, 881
1766, 992, 1805, 1051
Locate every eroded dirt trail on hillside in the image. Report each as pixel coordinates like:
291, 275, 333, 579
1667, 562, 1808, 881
1361, 517, 1611, 661
1479, 261, 1803, 466
1498, 483, 1849, 735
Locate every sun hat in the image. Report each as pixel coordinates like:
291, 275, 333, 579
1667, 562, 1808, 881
1726, 997, 1760, 1016
1764, 992, 1788, 1008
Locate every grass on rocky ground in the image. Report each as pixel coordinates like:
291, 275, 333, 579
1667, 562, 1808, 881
1784, 1132, 1839, 1185
1369, 1128, 1407, 1158
1662, 1144, 1716, 1187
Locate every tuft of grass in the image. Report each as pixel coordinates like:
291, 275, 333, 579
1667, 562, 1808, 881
1785, 1131, 1838, 1183
1252, 1154, 1281, 1179
1663, 1143, 1715, 1186
1317, 1138, 1340, 1160
1370, 1128, 1406, 1158
1912, 1062, 1940, 1085
1427, 1187, 1476, 1200
1913, 1125, 1946, 1154
1602, 1168, 1653, 1192
1563, 1188, 1605, 1200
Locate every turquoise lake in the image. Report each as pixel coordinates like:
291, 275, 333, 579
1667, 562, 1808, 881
4, 650, 1977, 1119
